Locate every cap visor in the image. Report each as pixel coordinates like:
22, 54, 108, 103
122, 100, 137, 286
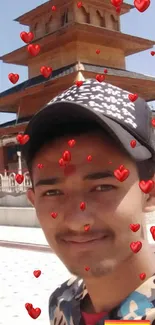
24, 101, 152, 162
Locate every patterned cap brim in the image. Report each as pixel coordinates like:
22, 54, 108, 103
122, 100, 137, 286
23, 101, 152, 162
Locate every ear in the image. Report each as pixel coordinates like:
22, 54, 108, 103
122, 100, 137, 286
27, 188, 35, 207
143, 178, 155, 213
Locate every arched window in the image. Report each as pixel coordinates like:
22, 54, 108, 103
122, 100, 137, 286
110, 14, 119, 30
33, 22, 40, 38
45, 15, 53, 34
61, 9, 69, 26
96, 10, 106, 27
79, 6, 90, 24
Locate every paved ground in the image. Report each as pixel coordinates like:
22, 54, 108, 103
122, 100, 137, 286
0, 226, 71, 325
0, 226, 48, 246
0, 246, 71, 325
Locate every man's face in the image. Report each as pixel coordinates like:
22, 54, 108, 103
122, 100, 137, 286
27, 132, 147, 278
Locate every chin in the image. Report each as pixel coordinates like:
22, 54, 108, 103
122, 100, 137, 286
66, 258, 119, 278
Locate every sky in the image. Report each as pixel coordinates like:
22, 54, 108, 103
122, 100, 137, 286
0, 0, 155, 124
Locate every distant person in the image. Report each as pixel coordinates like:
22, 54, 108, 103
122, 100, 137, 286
23, 79, 155, 325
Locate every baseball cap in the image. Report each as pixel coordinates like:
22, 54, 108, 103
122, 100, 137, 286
22, 78, 155, 165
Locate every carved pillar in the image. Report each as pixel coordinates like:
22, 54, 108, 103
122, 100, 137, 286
17, 151, 22, 175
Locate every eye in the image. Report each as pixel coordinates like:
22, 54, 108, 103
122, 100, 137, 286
90, 185, 117, 192
42, 189, 64, 197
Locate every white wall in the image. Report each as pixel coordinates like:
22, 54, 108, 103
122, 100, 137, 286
0, 207, 40, 227
0, 194, 32, 207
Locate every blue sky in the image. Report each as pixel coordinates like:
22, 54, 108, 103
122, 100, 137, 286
0, 0, 155, 124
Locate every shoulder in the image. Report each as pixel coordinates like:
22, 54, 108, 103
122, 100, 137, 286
48, 276, 82, 322
49, 275, 81, 303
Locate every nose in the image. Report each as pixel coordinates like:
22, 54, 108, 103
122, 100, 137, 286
63, 194, 95, 231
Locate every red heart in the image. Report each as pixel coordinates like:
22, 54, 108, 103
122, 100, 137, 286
80, 202, 86, 211
151, 51, 155, 56
151, 231, 155, 241
63, 150, 71, 162
114, 168, 129, 182
87, 155, 92, 162
150, 226, 155, 234
139, 273, 146, 280
139, 180, 154, 194
28, 307, 41, 319
96, 49, 101, 54
130, 140, 136, 148
130, 241, 142, 253
96, 74, 105, 83
128, 93, 138, 102
104, 68, 108, 74
68, 139, 76, 147
25, 303, 33, 312
84, 224, 90, 232
151, 118, 155, 127
150, 226, 155, 241
134, 0, 150, 12
8, 73, 19, 84
59, 158, 66, 167
75, 80, 83, 87
51, 5, 56, 11
130, 224, 140, 232
15, 174, 24, 184
111, 0, 123, 7
33, 270, 41, 278
27, 44, 41, 56
51, 212, 58, 219
16, 134, 30, 145
16, 134, 23, 143
119, 164, 125, 171
40, 66, 52, 78
20, 31, 34, 43
77, 1, 83, 8
37, 163, 44, 169
116, 6, 121, 13
85, 266, 90, 271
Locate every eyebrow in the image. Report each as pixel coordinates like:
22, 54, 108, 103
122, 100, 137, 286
83, 171, 114, 180
34, 170, 114, 187
35, 178, 61, 187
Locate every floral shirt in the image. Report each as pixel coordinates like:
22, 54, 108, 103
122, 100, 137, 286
49, 274, 155, 325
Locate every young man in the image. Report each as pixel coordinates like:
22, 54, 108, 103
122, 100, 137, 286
23, 79, 155, 325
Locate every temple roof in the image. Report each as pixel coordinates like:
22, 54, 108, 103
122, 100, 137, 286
1, 62, 155, 99
14, 0, 134, 26
0, 62, 155, 107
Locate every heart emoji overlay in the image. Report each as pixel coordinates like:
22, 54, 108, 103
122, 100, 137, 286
130, 241, 142, 253
130, 224, 140, 232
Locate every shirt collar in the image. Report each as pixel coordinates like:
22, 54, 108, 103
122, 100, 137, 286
74, 274, 155, 318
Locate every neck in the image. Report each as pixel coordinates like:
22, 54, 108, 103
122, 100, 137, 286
83, 240, 155, 313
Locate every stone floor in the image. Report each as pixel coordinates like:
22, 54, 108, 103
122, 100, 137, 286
0, 246, 71, 325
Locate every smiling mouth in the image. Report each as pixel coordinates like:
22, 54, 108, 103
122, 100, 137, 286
72, 237, 107, 243
62, 235, 108, 244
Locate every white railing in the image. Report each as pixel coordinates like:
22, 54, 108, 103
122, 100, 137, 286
0, 170, 32, 194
